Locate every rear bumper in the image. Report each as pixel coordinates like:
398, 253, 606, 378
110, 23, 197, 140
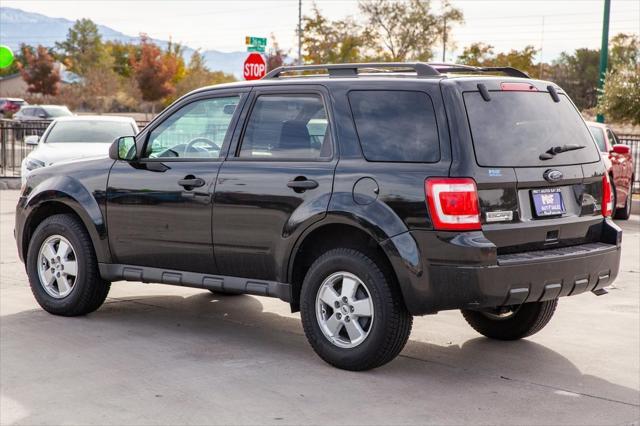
382, 219, 622, 315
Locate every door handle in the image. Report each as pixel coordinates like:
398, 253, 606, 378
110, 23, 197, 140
287, 178, 319, 192
178, 177, 206, 189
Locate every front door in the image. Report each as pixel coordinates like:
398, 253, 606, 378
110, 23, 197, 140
213, 88, 337, 282
107, 93, 245, 273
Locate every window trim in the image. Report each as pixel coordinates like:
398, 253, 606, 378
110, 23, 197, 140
138, 91, 247, 163
231, 89, 335, 163
346, 89, 441, 164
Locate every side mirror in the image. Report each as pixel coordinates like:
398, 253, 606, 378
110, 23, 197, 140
611, 144, 630, 155
25, 135, 39, 145
109, 136, 137, 161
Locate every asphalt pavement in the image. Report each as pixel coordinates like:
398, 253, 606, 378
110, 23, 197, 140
1, 189, 638, 425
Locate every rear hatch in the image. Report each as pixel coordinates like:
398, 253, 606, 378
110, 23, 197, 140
462, 84, 607, 253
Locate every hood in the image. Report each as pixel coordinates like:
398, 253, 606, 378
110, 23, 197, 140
29, 143, 111, 166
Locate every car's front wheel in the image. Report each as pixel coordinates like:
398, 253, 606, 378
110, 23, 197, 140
461, 299, 558, 340
26, 214, 110, 316
300, 248, 412, 371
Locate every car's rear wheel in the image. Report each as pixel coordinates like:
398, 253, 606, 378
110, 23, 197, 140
614, 180, 633, 220
461, 299, 558, 340
26, 214, 110, 316
300, 248, 412, 371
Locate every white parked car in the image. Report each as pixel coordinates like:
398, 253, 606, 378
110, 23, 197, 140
21, 116, 139, 183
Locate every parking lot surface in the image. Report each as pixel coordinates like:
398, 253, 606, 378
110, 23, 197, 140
1, 189, 638, 425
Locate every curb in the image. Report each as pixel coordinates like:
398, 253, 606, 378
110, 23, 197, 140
632, 197, 640, 215
0, 177, 21, 190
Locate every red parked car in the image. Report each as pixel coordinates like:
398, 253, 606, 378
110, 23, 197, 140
587, 121, 634, 220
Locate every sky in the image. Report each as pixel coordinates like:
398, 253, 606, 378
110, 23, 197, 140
3, 0, 639, 62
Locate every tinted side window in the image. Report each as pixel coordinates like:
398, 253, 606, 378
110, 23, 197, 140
348, 90, 440, 163
606, 129, 618, 145
145, 96, 239, 159
239, 94, 331, 159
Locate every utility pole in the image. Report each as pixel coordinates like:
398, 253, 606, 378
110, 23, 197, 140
298, 0, 302, 65
596, 0, 611, 123
539, 16, 545, 79
442, 15, 447, 62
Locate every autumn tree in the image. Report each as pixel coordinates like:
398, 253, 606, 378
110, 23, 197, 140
105, 40, 140, 78
266, 34, 288, 71
55, 18, 107, 75
130, 36, 178, 112
457, 43, 539, 77
174, 50, 235, 99
18, 45, 61, 97
360, 0, 463, 61
0, 43, 32, 77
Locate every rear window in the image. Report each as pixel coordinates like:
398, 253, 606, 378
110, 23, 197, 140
348, 90, 439, 163
45, 120, 136, 143
464, 91, 600, 167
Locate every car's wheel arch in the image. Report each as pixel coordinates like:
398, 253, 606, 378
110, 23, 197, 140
21, 178, 110, 264
285, 214, 418, 313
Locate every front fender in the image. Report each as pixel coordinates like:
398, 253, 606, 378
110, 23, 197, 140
18, 175, 111, 263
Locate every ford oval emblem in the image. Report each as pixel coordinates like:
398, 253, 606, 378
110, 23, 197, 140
544, 169, 563, 183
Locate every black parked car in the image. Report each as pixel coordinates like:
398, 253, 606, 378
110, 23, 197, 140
15, 63, 621, 371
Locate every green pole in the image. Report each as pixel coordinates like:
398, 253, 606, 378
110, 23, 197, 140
596, 0, 611, 123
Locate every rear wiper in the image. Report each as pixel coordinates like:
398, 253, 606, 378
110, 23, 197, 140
539, 144, 586, 160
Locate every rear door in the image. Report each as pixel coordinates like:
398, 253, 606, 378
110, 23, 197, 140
212, 86, 336, 282
454, 81, 606, 252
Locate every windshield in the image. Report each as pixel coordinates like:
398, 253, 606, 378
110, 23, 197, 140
45, 120, 135, 143
464, 91, 600, 167
588, 126, 607, 152
44, 107, 73, 118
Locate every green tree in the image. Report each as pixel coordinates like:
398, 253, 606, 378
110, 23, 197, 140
302, 5, 367, 64
456, 42, 494, 66
550, 48, 600, 110
18, 45, 61, 97
360, 0, 463, 61
597, 33, 640, 124
105, 41, 140, 78
55, 18, 106, 75
266, 34, 288, 72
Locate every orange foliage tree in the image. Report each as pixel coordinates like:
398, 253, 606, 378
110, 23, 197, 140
18, 45, 61, 97
130, 35, 178, 111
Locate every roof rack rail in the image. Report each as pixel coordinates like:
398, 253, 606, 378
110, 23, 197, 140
264, 62, 440, 79
428, 63, 530, 78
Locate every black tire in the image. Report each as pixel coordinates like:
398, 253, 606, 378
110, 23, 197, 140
300, 248, 412, 371
26, 214, 110, 316
614, 180, 633, 220
461, 299, 558, 340
208, 289, 242, 296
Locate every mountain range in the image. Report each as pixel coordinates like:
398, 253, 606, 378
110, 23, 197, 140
0, 7, 248, 77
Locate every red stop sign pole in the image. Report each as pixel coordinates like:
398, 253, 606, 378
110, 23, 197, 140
243, 52, 267, 80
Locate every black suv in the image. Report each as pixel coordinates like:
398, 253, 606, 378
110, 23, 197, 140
15, 63, 622, 371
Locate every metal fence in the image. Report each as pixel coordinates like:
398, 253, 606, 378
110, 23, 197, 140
618, 134, 640, 193
0, 119, 148, 178
1, 119, 639, 193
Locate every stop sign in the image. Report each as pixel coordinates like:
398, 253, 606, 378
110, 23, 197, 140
243, 52, 266, 80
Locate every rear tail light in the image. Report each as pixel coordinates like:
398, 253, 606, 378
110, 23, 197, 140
425, 178, 481, 231
602, 174, 613, 217
500, 82, 538, 91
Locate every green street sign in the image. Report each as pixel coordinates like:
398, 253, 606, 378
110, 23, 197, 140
247, 45, 265, 53
245, 36, 267, 47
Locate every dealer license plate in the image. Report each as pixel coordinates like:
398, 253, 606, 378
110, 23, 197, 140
531, 188, 565, 217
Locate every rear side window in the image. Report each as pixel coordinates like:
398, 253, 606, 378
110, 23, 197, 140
464, 91, 600, 167
348, 90, 440, 163
589, 126, 607, 152
239, 94, 331, 160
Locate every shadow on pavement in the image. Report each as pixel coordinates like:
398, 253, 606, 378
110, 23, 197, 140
1, 290, 638, 425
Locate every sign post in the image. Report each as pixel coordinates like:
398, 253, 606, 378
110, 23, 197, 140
243, 52, 267, 80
